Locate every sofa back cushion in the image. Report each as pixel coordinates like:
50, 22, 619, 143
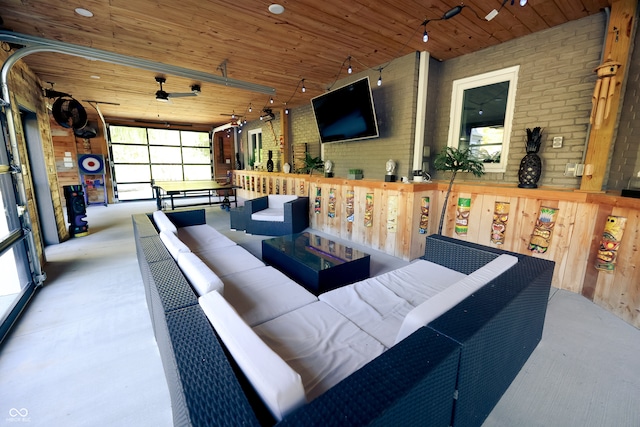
199, 291, 306, 421
153, 210, 178, 235
159, 230, 191, 260
177, 252, 224, 296
267, 195, 298, 209
395, 254, 519, 344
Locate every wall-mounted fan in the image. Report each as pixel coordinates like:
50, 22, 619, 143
155, 76, 201, 102
52, 97, 88, 130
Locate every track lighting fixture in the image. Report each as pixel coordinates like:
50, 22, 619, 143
248, 103, 252, 113
377, 69, 382, 86
301, 79, 306, 93
347, 56, 353, 74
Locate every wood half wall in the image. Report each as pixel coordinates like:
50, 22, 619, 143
234, 170, 640, 329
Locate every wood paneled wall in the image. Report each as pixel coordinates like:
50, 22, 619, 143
234, 171, 640, 329
4, 49, 69, 259
51, 116, 112, 206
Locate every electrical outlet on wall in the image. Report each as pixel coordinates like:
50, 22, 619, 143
553, 136, 563, 148
564, 163, 577, 177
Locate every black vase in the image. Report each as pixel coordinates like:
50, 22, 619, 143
518, 153, 542, 188
266, 150, 274, 172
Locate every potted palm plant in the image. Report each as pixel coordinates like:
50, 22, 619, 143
297, 152, 324, 176
433, 146, 485, 235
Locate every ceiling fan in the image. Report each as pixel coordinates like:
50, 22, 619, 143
155, 76, 201, 102
220, 111, 244, 126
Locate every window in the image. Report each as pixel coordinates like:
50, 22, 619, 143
248, 129, 262, 167
109, 126, 211, 200
447, 66, 519, 173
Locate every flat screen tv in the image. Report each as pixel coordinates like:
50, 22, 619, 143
311, 76, 379, 144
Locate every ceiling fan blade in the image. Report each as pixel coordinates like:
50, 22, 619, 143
167, 92, 198, 98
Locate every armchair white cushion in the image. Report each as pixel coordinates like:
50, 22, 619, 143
267, 195, 298, 209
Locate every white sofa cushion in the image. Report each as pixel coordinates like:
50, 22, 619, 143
196, 245, 265, 278
177, 224, 236, 253
253, 301, 386, 401
223, 266, 318, 326
159, 230, 191, 260
379, 260, 467, 306
177, 252, 224, 296
267, 195, 298, 209
395, 254, 519, 344
153, 210, 178, 235
199, 291, 306, 421
319, 277, 414, 348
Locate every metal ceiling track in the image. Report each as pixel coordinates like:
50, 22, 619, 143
0, 30, 276, 97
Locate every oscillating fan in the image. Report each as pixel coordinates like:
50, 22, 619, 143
52, 97, 88, 130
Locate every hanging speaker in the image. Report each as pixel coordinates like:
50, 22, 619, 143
78, 154, 105, 175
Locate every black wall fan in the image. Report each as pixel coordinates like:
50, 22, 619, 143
52, 97, 88, 130
155, 76, 201, 102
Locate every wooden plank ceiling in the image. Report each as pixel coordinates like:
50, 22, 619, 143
0, 0, 611, 127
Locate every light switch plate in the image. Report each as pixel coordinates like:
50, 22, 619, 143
553, 136, 563, 148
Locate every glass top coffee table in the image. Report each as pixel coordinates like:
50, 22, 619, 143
262, 232, 371, 295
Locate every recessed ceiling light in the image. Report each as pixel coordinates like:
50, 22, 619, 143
268, 4, 285, 14
90, 75, 100, 79
74, 8, 94, 18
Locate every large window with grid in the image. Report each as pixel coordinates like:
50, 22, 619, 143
109, 126, 212, 200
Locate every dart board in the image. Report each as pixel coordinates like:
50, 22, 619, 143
78, 154, 105, 175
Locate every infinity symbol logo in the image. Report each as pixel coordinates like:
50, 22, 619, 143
9, 408, 28, 417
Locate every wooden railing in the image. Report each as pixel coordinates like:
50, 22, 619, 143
233, 170, 640, 329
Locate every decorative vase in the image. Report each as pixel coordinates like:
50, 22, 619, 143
518, 127, 543, 189
518, 153, 542, 188
266, 150, 274, 172
283, 162, 291, 173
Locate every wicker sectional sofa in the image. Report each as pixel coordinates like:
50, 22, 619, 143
132, 209, 554, 427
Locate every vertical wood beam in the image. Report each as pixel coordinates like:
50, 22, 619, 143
580, 0, 637, 192
279, 108, 290, 167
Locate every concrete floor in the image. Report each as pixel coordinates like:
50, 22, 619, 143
0, 201, 638, 426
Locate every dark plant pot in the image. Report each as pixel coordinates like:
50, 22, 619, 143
267, 150, 274, 172
518, 153, 541, 188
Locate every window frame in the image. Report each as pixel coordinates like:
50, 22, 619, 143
447, 65, 520, 173
108, 125, 212, 200
248, 129, 263, 166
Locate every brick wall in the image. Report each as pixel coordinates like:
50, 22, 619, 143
430, 13, 607, 188
239, 13, 640, 190
240, 52, 420, 179
320, 52, 419, 179
609, 18, 640, 190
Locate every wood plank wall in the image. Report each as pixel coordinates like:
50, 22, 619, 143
4, 49, 69, 259
234, 171, 640, 329
51, 116, 112, 207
